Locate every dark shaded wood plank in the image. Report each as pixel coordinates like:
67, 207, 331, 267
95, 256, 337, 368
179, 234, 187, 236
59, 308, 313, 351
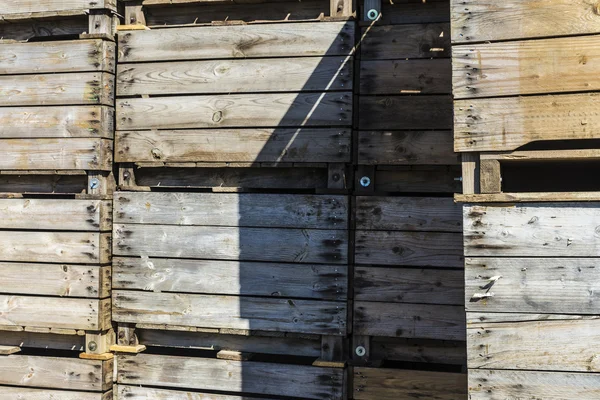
360, 59, 451, 94
361, 0, 450, 25
374, 166, 462, 193
371, 337, 466, 365
359, 95, 452, 130
0, 388, 110, 399
118, 386, 269, 400
361, 23, 450, 60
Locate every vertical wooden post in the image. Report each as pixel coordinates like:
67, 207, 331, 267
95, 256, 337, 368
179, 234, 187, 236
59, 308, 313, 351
480, 159, 502, 193
328, 163, 348, 190
461, 153, 480, 194
124, 0, 147, 26
88, 171, 115, 196
330, 0, 353, 18
89, 10, 116, 36
80, 329, 115, 360
321, 335, 346, 362
117, 323, 138, 347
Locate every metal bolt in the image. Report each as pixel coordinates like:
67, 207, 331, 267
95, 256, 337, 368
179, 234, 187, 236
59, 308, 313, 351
366, 9, 379, 20
123, 171, 131, 180
355, 346, 366, 357
89, 178, 100, 189
360, 176, 371, 187
88, 341, 98, 352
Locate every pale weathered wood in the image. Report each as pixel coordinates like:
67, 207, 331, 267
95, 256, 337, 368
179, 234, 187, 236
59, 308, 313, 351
0, 296, 110, 330
466, 257, 600, 313
113, 291, 346, 335
355, 302, 465, 340
355, 231, 463, 268
0, 388, 111, 399
468, 315, 600, 372
461, 152, 479, 194
116, 128, 351, 163
451, 0, 600, 43
354, 367, 467, 400
361, 23, 450, 59
483, 149, 600, 162
457, 192, 600, 203
114, 192, 347, 229
360, 59, 451, 94
118, 386, 269, 400
355, 267, 464, 305
375, 166, 462, 193
464, 203, 600, 257
116, 92, 352, 130
114, 257, 346, 300
118, 22, 353, 62
359, 95, 452, 130
479, 159, 501, 194
356, 196, 461, 232
0, 346, 20, 355
469, 369, 600, 400
114, 224, 346, 264
1, 0, 116, 18
455, 93, 600, 152
371, 337, 466, 365
118, 353, 344, 400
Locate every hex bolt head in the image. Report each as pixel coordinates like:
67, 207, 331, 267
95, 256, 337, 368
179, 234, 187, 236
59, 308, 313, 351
355, 346, 366, 357
88, 341, 98, 352
360, 176, 371, 187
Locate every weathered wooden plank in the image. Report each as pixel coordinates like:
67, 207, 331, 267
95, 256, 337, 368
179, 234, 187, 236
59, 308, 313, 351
116, 92, 352, 130
355, 302, 465, 340
0, 355, 111, 391
469, 369, 600, 400
114, 224, 347, 264
457, 192, 600, 203
355, 267, 464, 305
371, 337, 466, 365
117, 56, 352, 95
468, 315, 600, 372
0, 388, 111, 400
358, 131, 457, 165
0, 199, 111, 231
0, 296, 110, 331
455, 93, 600, 152
355, 231, 463, 268
116, 128, 351, 163
118, 386, 266, 400
0, 40, 114, 75
356, 196, 461, 232
0, 330, 85, 351
451, 0, 600, 43
114, 291, 346, 335
453, 35, 600, 99
361, 23, 450, 60
0, 106, 113, 139
0, 263, 110, 298
359, 95, 452, 130
0, 175, 86, 194
464, 203, 600, 257
375, 166, 462, 193
466, 257, 600, 313
362, 0, 450, 25
0, 16, 89, 42
0, 231, 110, 263
114, 257, 346, 300
118, 22, 354, 62
0, 73, 114, 107
114, 192, 347, 229
354, 367, 467, 400
1, 0, 116, 17
360, 59, 451, 94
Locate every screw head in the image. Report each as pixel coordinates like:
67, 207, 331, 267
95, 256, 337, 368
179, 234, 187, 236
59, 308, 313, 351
360, 176, 371, 187
88, 341, 98, 352
89, 178, 100, 189
355, 346, 366, 357
366, 9, 379, 20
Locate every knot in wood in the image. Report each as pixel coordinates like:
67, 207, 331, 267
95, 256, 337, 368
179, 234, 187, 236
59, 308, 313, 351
212, 110, 223, 123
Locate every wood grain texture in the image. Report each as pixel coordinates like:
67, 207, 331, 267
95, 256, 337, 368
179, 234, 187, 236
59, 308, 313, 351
118, 22, 354, 62
0, 388, 111, 400
374, 166, 462, 193
114, 192, 347, 229
117, 386, 267, 400
455, 93, 600, 152
360, 59, 451, 94
469, 369, 600, 400
371, 337, 466, 365
464, 203, 600, 257
355, 230, 463, 267
113, 291, 346, 335
0, 16, 89, 42
1, 0, 116, 17
355, 301, 465, 340
354, 367, 467, 400
356, 196, 461, 232
114, 224, 347, 264
117, 92, 352, 130
361, 23, 450, 59
451, 0, 600, 43
359, 95, 452, 130
116, 128, 351, 163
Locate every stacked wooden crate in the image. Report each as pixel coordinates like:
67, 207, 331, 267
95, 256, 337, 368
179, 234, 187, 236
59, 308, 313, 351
352, 0, 466, 398
0, 2, 117, 398
452, 1, 600, 398
113, 2, 353, 398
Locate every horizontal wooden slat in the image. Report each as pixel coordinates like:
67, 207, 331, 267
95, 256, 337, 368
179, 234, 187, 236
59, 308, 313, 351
116, 128, 351, 163
0, 16, 89, 42
359, 95, 452, 130
466, 257, 600, 313
118, 22, 354, 62
355, 231, 463, 268
468, 314, 600, 372
453, 35, 600, 99
454, 93, 600, 152
358, 130, 457, 165
464, 203, 600, 257
469, 369, 600, 400
374, 166, 462, 193
0, 296, 110, 330
114, 291, 346, 335
371, 337, 466, 365
355, 302, 465, 340
114, 224, 347, 264
0, 175, 86, 194
118, 386, 266, 400
354, 367, 467, 400
114, 257, 346, 300
116, 92, 352, 130
355, 267, 464, 305
360, 59, 451, 94
451, 0, 600, 43
356, 196, 461, 232
115, 192, 347, 229
362, 0, 450, 25
0, 73, 114, 107
361, 23, 450, 60
1, 0, 116, 17
0, 40, 114, 75
0, 106, 113, 139
117, 56, 352, 96
0, 330, 85, 351
0, 388, 111, 399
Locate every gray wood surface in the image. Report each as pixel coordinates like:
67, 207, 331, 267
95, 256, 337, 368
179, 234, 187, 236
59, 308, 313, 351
1, 0, 116, 17
360, 59, 451, 94
359, 95, 452, 130
0, 388, 111, 399
117, 386, 267, 400
361, 23, 450, 59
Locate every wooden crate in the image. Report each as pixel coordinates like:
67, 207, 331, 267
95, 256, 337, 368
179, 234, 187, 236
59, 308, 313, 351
464, 202, 600, 398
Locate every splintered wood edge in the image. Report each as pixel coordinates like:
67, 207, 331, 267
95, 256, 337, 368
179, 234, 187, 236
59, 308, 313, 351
80, 352, 114, 360
455, 192, 600, 203
117, 24, 150, 30
312, 359, 346, 368
0, 345, 21, 355
110, 344, 146, 353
